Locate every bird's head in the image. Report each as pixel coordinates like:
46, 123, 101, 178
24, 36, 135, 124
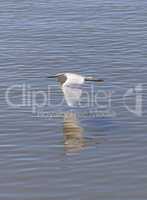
48, 73, 67, 85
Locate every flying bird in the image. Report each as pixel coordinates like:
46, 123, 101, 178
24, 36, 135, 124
48, 73, 103, 107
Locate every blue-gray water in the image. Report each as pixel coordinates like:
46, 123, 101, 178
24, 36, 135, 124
1, 0, 147, 199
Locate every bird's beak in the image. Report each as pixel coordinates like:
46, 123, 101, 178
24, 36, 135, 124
48, 75, 58, 78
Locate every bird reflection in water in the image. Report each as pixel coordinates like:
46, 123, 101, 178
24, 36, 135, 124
63, 112, 105, 154
63, 112, 86, 153
48, 73, 104, 153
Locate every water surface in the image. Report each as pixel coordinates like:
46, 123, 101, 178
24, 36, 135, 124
1, 0, 147, 199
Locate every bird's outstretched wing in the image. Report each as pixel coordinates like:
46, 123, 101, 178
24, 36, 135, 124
62, 85, 82, 107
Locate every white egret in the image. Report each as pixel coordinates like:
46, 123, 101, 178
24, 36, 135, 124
48, 73, 103, 107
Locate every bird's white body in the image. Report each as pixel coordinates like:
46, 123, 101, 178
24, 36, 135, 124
62, 83, 82, 107
62, 73, 85, 87
48, 72, 103, 107
60, 73, 84, 107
